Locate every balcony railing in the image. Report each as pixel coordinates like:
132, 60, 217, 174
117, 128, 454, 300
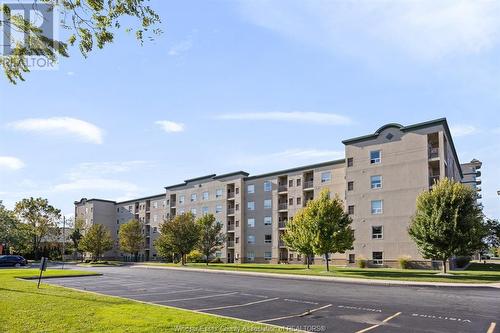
429, 175, 440, 187
279, 241, 286, 247
303, 180, 314, 189
278, 185, 288, 192
227, 224, 235, 231
278, 203, 288, 210
227, 192, 235, 199
227, 208, 235, 215
227, 241, 235, 248
278, 220, 287, 228
428, 147, 439, 159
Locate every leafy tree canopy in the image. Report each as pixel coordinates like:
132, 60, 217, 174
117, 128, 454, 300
197, 214, 225, 265
283, 208, 316, 268
118, 219, 144, 261
79, 223, 113, 261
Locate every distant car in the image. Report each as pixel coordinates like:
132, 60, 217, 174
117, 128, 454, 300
0, 255, 28, 267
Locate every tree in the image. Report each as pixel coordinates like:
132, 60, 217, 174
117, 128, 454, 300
283, 208, 316, 269
484, 219, 500, 250
154, 213, 200, 265
309, 189, 355, 272
14, 197, 61, 259
0, 201, 31, 255
197, 214, 225, 265
409, 178, 486, 274
79, 224, 113, 261
69, 218, 85, 260
0, 1, 161, 84
119, 219, 144, 262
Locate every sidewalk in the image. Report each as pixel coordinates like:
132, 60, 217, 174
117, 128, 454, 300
133, 265, 500, 288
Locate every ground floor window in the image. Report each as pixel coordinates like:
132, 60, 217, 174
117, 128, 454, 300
348, 253, 355, 263
264, 252, 272, 260
372, 252, 383, 265
247, 252, 255, 261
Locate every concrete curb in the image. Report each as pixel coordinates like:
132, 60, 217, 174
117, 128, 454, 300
133, 265, 500, 289
18, 273, 103, 280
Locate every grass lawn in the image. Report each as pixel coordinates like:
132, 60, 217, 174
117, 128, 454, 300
143, 262, 500, 284
0, 269, 285, 333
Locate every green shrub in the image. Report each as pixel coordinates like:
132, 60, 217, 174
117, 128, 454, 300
186, 249, 204, 263
454, 256, 471, 269
398, 256, 412, 269
357, 258, 367, 268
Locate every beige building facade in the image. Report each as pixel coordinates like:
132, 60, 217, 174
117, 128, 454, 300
74, 118, 481, 267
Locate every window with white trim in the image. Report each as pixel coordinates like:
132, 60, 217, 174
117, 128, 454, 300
216, 189, 223, 199
191, 193, 197, 202
247, 218, 255, 228
371, 175, 382, 189
372, 252, 383, 265
215, 204, 222, 213
247, 251, 255, 261
371, 200, 383, 214
264, 181, 272, 192
247, 201, 255, 211
372, 226, 383, 239
247, 184, 255, 194
264, 252, 272, 260
321, 171, 332, 183
264, 234, 272, 243
247, 235, 256, 244
203, 191, 209, 200
264, 216, 272, 225
264, 199, 272, 209
370, 150, 381, 164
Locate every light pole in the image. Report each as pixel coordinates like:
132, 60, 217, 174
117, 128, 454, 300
61, 216, 66, 270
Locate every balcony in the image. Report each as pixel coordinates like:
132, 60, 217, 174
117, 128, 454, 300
303, 180, 314, 190
227, 192, 235, 199
428, 147, 439, 159
278, 203, 288, 211
227, 208, 235, 215
429, 175, 440, 187
278, 185, 288, 193
227, 224, 235, 231
227, 241, 235, 248
279, 241, 286, 248
278, 220, 287, 229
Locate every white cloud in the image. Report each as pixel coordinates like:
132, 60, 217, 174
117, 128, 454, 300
216, 112, 351, 125
168, 40, 193, 56
493, 127, 500, 134
66, 161, 153, 179
8, 117, 104, 144
155, 120, 185, 133
239, 1, 500, 61
0, 156, 25, 170
53, 178, 139, 193
450, 124, 477, 137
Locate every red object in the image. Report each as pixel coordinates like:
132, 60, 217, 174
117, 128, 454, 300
0, 244, 4, 255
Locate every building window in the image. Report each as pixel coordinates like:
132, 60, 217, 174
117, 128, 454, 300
235, 203, 239, 211
235, 237, 239, 244
296, 179, 301, 186
202, 206, 209, 215
321, 171, 332, 183
153, 201, 158, 209
216, 189, 223, 199
348, 181, 354, 191
371, 200, 383, 214
191, 193, 197, 202
235, 187, 239, 194
203, 191, 209, 200
215, 251, 222, 258
264, 181, 272, 192
264, 252, 272, 260
247, 184, 255, 194
179, 208, 185, 214
347, 157, 354, 167
247, 202, 255, 211
370, 150, 381, 164
153, 215, 158, 222
264, 234, 272, 243
289, 253, 294, 261
289, 197, 294, 206
296, 197, 302, 205
215, 205, 222, 213
128, 205, 132, 212
348, 205, 355, 215
247, 218, 255, 228
289, 179, 293, 187
191, 208, 197, 216
372, 252, 383, 265
247, 235, 256, 244
247, 251, 255, 261
117, 207, 120, 212
236, 220, 239, 227
153, 227, 157, 233
372, 226, 383, 239
264, 216, 272, 225
264, 199, 272, 209
371, 175, 382, 189
117, 219, 119, 224
179, 195, 185, 204
348, 254, 355, 263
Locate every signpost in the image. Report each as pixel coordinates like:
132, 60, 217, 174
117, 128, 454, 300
37, 257, 48, 289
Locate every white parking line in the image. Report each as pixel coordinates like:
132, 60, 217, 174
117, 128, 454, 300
487, 322, 496, 333
355, 312, 402, 333
284, 298, 318, 305
157, 292, 238, 303
258, 304, 332, 323
195, 297, 280, 311
118, 288, 204, 298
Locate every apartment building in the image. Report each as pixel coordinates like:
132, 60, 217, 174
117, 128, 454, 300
74, 118, 482, 267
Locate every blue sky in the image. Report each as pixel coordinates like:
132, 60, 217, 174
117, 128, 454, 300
0, 0, 499, 219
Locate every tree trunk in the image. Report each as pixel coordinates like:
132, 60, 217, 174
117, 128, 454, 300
181, 253, 185, 266
306, 254, 310, 269
325, 253, 330, 272
442, 258, 447, 274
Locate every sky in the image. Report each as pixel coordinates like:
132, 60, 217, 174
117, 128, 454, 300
0, 0, 499, 220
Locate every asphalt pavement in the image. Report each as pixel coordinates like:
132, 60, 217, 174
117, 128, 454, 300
43, 265, 499, 333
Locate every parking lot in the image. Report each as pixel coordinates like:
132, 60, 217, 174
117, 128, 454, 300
44, 266, 499, 333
